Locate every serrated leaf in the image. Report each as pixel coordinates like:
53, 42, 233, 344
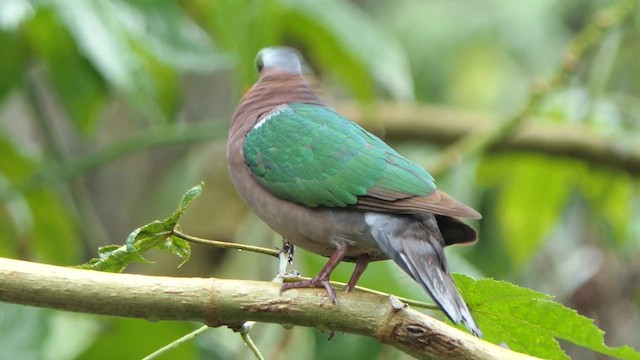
454, 274, 640, 360
78, 184, 202, 272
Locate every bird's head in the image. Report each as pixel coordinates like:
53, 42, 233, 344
255, 47, 303, 75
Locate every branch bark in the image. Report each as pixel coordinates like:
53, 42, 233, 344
0, 257, 536, 360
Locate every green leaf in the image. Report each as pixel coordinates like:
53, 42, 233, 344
282, 0, 413, 101
167, 182, 204, 225
0, 303, 49, 360
578, 166, 634, 246
478, 155, 572, 265
24, 7, 107, 135
0, 0, 33, 31
0, 29, 24, 101
114, 0, 230, 73
44, 0, 229, 123
42, 312, 101, 360
0, 174, 26, 257
0, 135, 79, 263
454, 274, 640, 360
48, 0, 143, 93
78, 184, 202, 272
197, 0, 280, 89
158, 236, 191, 268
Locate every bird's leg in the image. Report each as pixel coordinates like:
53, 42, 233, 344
345, 255, 370, 293
280, 242, 348, 304
282, 240, 295, 265
277, 239, 296, 278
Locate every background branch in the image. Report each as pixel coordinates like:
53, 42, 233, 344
0, 257, 536, 360
2, 101, 639, 205
339, 102, 640, 175
417, 0, 636, 177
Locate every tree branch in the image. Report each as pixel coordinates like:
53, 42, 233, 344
338, 102, 640, 175
2, 99, 639, 205
416, 0, 636, 177
0, 257, 536, 360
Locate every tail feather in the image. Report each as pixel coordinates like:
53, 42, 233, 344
365, 212, 482, 337
397, 237, 482, 337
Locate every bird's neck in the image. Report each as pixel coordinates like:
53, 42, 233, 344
230, 71, 324, 137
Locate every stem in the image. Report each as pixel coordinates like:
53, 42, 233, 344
24, 71, 111, 251
172, 230, 280, 258
0, 121, 228, 202
241, 323, 265, 360
142, 325, 210, 360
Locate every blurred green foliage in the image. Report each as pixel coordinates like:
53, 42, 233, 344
0, 0, 639, 359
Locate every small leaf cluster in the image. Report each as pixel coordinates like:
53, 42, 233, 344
78, 183, 202, 272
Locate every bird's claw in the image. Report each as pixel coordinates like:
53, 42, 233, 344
281, 270, 301, 279
280, 277, 338, 305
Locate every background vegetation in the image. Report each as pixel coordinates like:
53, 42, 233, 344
0, 0, 639, 359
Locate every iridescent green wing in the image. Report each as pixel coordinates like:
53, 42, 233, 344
243, 103, 436, 208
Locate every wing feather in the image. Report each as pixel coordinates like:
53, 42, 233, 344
243, 102, 480, 218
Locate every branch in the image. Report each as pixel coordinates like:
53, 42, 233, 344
2, 100, 639, 205
0, 257, 536, 360
0, 121, 228, 202
419, 0, 637, 177
338, 102, 640, 176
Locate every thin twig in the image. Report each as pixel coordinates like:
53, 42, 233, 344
241, 322, 264, 360
172, 230, 280, 257
25, 71, 112, 250
143, 245, 278, 360
141, 325, 210, 360
229, 241, 294, 360
0, 121, 228, 202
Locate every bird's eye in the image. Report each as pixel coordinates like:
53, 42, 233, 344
256, 59, 264, 72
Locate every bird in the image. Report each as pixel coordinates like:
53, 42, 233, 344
226, 46, 483, 337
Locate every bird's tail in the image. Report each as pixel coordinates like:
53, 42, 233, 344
365, 212, 482, 337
